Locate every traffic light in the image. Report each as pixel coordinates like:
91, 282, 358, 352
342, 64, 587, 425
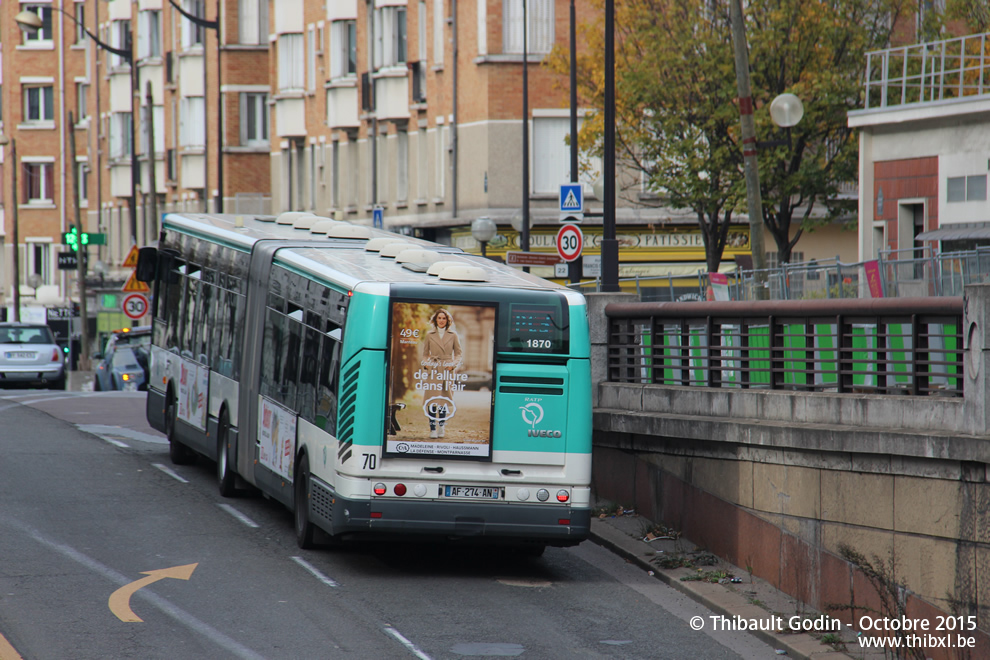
62, 227, 90, 252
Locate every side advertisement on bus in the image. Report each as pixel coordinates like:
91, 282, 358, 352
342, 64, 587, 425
259, 398, 297, 480
385, 301, 496, 460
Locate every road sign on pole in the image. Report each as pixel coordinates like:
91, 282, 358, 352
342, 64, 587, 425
556, 224, 583, 262
122, 293, 148, 320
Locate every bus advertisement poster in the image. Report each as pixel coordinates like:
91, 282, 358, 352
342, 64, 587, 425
385, 301, 496, 460
177, 360, 209, 430
259, 399, 298, 480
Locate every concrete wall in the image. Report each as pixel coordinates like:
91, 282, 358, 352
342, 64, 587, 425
591, 284, 990, 656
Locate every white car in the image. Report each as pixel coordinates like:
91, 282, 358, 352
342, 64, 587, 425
0, 323, 66, 389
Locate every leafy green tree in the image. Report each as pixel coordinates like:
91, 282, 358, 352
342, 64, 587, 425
547, 0, 908, 270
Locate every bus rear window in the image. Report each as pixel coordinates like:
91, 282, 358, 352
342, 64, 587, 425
502, 303, 568, 354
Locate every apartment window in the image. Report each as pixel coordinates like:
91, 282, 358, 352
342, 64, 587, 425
417, 128, 428, 200
397, 130, 409, 203
238, 0, 269, 45
77, 161, 89, 206
532, 117, 571, 194
947, 175, 988, 203
307, 27, 317, 91
28, 243, 51, 285
74, 3, 87, 45
419, 1, 427, 62
23, 86, 54, 122
110, 20, 132, 68
433, 0, 444, 65
182, 0, 206, 48
76, 83, 89, 122
21, 5, 53, 44
331, 140, 340, 209
330, 21, 357, 79
435, 125, 446, 199
139, 11, 162, 59
241, 93, 269, 146
109, 113, 134, 159
22, 162, 55, 203
278, 34, 305, 91
503, 0, 554, 54
179, 97, 205, 147
373, 6, 407, 69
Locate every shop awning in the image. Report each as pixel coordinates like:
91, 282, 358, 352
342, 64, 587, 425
916, 223, 990, 241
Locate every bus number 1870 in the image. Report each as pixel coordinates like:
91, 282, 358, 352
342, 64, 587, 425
527, 339, 552, 349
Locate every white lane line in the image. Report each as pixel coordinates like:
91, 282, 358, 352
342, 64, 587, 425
217, 504, 260, 528
100, 436, 130, 449
152, 463, 189, 483
290, 556, 339, 588
1, 515, 266, 660
383, 626, 433, 660
78, 425, 167, 445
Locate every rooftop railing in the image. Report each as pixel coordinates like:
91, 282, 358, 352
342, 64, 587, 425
864, 32, 990, 110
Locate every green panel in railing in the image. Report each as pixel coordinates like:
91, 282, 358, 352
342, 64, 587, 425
850, 325, 877, 389
887, 323, 912, 387
781, 325, 808, 387
748, 325, 771, 385
814, 323, 838, 386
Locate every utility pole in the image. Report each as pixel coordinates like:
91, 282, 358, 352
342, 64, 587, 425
729, 0, 768, 298
147, 82, 159, 236
568, 0, 582, 284
69, 111, 90, 370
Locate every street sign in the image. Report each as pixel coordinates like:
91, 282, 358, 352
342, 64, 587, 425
582, 255, 602, 278
559, 184, 583, 214
122, 245, 140, 268
556, 224, 583, 263
58, 252, 78, 270
122, 270, 150, 293
554, 263, 569, 278
373, 206, 384, 229
505, 251, 563, 267
122, 294, 148, 320
46, 306, 77, 320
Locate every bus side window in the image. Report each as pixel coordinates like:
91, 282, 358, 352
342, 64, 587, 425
280, 310, 303, 412
298, 323, 321, 424
260, 308, 284, 403
197, 280, 214, 364
230, 292, 244, 380
317, 326, 341, 435
163, 258, 185, 351
179, 272, 200, 358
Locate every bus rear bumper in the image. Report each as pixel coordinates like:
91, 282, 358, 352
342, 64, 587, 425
312, 481, 590, 546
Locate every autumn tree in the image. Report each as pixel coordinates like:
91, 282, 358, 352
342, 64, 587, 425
547, 0, 907, 269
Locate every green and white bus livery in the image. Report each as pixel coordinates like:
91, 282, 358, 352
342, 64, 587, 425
138, 212, 592, 553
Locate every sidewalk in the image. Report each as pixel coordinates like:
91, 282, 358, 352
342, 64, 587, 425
588, 506, 869, 660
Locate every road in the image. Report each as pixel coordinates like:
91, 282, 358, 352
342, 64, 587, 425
0, 390, 778, 660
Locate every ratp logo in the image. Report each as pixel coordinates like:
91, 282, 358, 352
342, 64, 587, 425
519, 402, 544, 428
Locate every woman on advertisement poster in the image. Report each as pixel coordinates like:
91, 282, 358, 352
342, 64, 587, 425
421, 308, 463, 438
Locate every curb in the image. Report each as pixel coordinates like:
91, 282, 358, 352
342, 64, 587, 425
588, 519, 852, 660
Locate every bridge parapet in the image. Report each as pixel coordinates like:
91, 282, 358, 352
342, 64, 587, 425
588, 284, 990, 649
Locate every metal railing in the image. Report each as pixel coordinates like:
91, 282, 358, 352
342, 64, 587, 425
864, 32, 990, 110
605, 297, 964, 397
567, 245, 990, 302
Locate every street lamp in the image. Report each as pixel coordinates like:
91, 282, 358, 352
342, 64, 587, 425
168, 0, 223, 213
471, 217, 497, 258
15, 8, 139, 247
0, 136, 21, 321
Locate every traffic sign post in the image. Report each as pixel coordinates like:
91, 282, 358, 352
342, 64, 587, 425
559, 184, 583, 221
556, 224, 583, 263
122, 294, 148, 321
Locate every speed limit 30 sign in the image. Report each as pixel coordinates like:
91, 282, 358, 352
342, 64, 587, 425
556, 224, 583, 262
122, 293, 148, 320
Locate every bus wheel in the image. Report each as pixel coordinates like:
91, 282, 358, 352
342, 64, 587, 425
166, 389, 196, 466
294, 454, 316, 550
216, 409, 237, 497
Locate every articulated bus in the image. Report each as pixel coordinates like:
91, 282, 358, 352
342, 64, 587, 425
136, 212, 592, 554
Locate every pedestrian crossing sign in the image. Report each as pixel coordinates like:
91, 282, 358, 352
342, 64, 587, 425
559, 184, 583, 215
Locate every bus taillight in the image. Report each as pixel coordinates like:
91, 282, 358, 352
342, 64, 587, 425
393, 483, 407, 496
374, 483, 386, 495
556, 490, 570, 503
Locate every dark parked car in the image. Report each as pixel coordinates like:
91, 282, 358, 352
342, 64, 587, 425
0, 323, 66, 389
94, 326, 151, 391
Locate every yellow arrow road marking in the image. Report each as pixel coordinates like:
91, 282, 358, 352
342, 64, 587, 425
108, 563, 198, 623
0, 632, 24, 660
